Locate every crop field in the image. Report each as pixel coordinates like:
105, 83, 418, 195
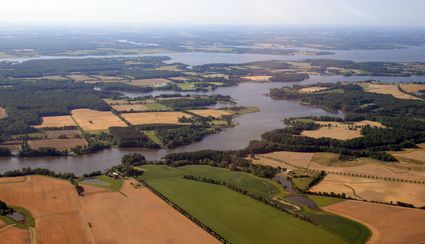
121, 111, 190, 125
140, 165, 347, 243
91, 75, 128, 82
399, 83, 425, 94
188, 109, 231, 118
324, 201, 425, 244
45, 129, 81, 139
299, 87, 330, 93
130, 78, 171, 87
0, 220, 31, 244
301, 120, 384, 140
71, 109, 127, 131
0, 176, 94, 244
103, 98, 131, 105
80, 179, 217, 244
310, 174, 425, 207
390, 143, 425, 165
28, 138, 88, 150
112, 104, 148, 112
0, 107, 6, 119
241, 75, 272, 81
359, 83, 421, 100
67, 74, 97, 82
33, 115, 77, 129
255, 151, 315, 168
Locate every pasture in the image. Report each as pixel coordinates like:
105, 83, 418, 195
121, 111, 190, 125
188, 109, 231, 118
139, 165, 347, 244
33, 115, 77, 129
301, 120, 384, 140
324, 201, 425, 244
359, 83, 421, 100
45, 130, 81, 139
299, 87, 329, 93
71, 109, 127, 131
28, 138, 88, 150
112, 104, 148, 112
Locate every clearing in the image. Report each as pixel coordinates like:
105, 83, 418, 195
121, 111, 190, 125
359, 83, 421, 100
45, 130, 81, 139
71, 109, 127, 131
301, 120, 384, 140
241, 75, 272, 81
33, 116, 77, 129
188, 109, 231, 118
324, 200, 425, 244
299, 87, 330, 93
0, 107, 7, 119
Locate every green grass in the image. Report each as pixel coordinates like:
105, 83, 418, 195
144, 103, 172, 111
144, 130, 162, 146
177, 82, 196, 91
0, 206, 35, 228
140, 165, 347, 244
308, 195, 345, 207
292, 177, 316, 191
80, 175, 124, 192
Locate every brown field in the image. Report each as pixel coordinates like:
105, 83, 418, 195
67, 74, 97, 82
390, 144, 425, 165
45, 130, 81, 139
360, 83, 421, 100
112, 104, 148, 112
241, 75, 272, 81
399, 83, 425, 94
0, 221, 31, 244
201, 73, 229, 79
0, 176, 94, 244
188, 109, 231, 118
80, 180, 218, 244
28, 138, 88, 150
0, 107, 7, 119
71, 109, 127, 131
324, 200, 425, 244
254, 151, 315, 168
155, 65, 182, 71
92, 75, 128, 82
121, 111, 190, 125
103, 98, 141, 105
130, 78, 171, 87
299, 87, 329, 93
301, 120, 384, 140
310, 174, 425, 207
33, 116, 77, 129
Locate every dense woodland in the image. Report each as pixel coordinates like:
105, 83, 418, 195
109, 127, 160, 149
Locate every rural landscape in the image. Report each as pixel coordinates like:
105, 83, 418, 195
1, 0, 425, 243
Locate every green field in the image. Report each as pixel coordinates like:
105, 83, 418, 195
139, 165, 349, 243
144, 103, 171, 111
144, 130, 162, 146
80, 175, 124, 192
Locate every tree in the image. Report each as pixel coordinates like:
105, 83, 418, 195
121, 153, 146, 166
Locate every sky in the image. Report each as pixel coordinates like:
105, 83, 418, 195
1, 0, 425, 27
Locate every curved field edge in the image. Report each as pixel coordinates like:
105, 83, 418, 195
139, 165, 349, 244
0, 205, 35, 229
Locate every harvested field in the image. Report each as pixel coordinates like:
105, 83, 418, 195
359, 83, 421, 100
92, 75, 127, 82
33, 116, 77, 129
112, 104, 148, 112
0, 107, 6, 119
45, 130, 81, 139
299, 87, 329, 93
121, 111, 190, 125
71, 109, 127, 131
103, 98, 130, 105
130, 78, 171, 87
155, 65, 182, 71
0, 176, 94, 244
399, 83, 425, 94
80, 179, 218, 244
0, 221, 31, 244
28, 138, 88, 150
390, 143, 425, 164
302, 120, 384, 140
254, 151, 315, 168
241, 75, 272, 81
310, 174, 425, 207
67, 74, 96, 82
324, 200, 425, 244
188, 109, 231, 118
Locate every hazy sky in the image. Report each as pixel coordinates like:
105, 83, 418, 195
2, 0, 425, 27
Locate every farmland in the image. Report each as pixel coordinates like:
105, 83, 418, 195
188, 109, 231, 118
28, 138, 88, 150
359, 82, 421, 100
301, 120, 384, 140
0, 107, 7, 119
324, 201, 425, 244
33, 116, 77, 129
130, 78, 171, 87
399, 83, 425, 95
71, 109, 127, 131
299, 87, 330, 93
241, 75, 272, 81
112, 104, 148, 112
0, 220, 31, 244
121, 111, 190, 125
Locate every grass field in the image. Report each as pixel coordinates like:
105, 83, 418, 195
45, 130, 81, 139
144, 103, 172, 111
0, 107, 7, 119
301, 120, 384, 140
121, 111, 190, 125
241, 75, 272, 81
359, 82, 421, 100
130, 78, 171, 87
28, 138, 88, 150
71, 109, 127, 131
67, 74, 97, 82
139, 165, 349, 243
112, 104, 148, 112
177, 82, 196, 90
33, 115, 77, 129
144, 131, 162, 146
324, 200, 425, 244
399, 83, 425, 94
299, 87, 329, 93
80, 175, 124, 192
188, 109, 231, 118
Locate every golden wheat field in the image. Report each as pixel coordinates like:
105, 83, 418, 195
71, 109, 127, 131
33, 116, 77, 129
121, 111, 190, 125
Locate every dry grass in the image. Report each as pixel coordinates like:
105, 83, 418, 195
80, 180, 218, 244
112, 104, 148, 112
188, 109, 231, 118
310, 174, 425, 207
0, 221, 31, 244
130, 78, 171, 87
0, 107, 7, 119
71, 109, 127, 131
33, 116, 77, 129
241, 75, 272, 82
92, 75, 127, 82
299, 87, 329, 93
67, 74, 97, 82
399, 83, 425, 94
390, 144, 425, 165
302, 120, 384, 140
45, 130, 81, 139
255, 151, 315, 168
201, 73, 229, 79
360, 83, 421, 100
0, 176, 94, 244
121, 111, 190, 125
155, 65, 182, 71
28, 138, 88, 150
324, 200, 425, 244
